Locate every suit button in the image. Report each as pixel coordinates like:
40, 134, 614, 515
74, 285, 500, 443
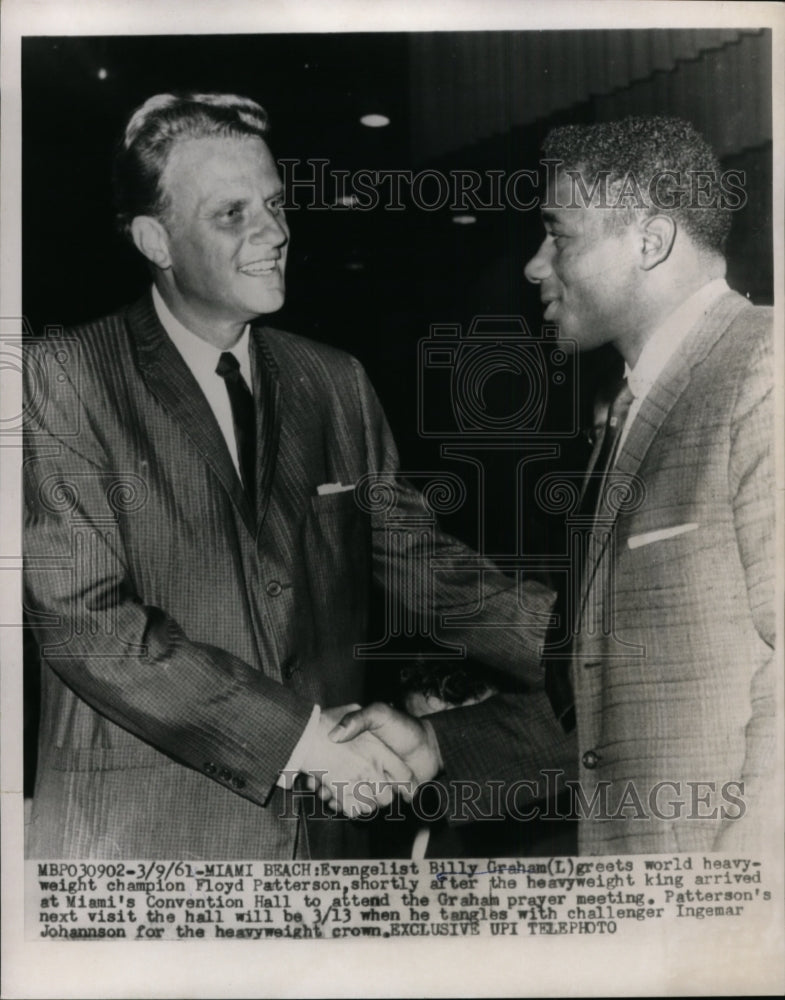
231, 776, 246, 790
219, 768, 232, 781
266, 580, 283, 597
582, 750, 600, 769
204, 762, 217, 776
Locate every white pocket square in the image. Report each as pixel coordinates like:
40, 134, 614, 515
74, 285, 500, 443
316, 482, 355, 496
627, 523, 699, 549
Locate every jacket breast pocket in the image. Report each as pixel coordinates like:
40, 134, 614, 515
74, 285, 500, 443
626, 522, 699, 550
310, 488, 360, 514
619, 520, 710, 575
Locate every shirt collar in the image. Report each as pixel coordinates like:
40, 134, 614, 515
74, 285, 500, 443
624, 278, 729, 399
151, 284, 252, 385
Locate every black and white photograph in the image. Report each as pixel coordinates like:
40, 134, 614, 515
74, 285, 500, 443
1, 0, 783, 996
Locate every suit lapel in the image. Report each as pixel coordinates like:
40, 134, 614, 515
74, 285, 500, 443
126, 293, 256, 534
579, 290, 749, 605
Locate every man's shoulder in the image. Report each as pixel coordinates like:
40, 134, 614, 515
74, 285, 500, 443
687, 295, 773, 425
26, 304, 136, 391
50, 303, 137, 361
698, 292, 773, 380
714, 292, 772, 342
255, 324, 362, 376
63, 298, 137, 334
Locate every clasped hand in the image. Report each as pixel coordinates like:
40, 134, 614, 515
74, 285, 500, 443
302, 703, 442, 818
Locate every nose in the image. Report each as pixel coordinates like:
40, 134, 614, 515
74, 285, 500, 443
248, 205, 288, 247
524, 237, 552, 284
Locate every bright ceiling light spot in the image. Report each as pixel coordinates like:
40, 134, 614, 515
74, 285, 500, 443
335, 195, 359, 208
452, 214, 477, 225
360, 113, 390, 128
97, 68, 108, 80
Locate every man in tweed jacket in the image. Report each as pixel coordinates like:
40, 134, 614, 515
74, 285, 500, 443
23, 93, 557, 859
334, 117, 775, 855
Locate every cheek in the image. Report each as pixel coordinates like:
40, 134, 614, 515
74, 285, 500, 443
573, 251, 605, 285
555, 248, 589, 284
570, 257, 614, 307
557, 260, 589, 302
191, 238, 237, 283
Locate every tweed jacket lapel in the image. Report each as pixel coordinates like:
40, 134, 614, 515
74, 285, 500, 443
126, 292, 257, 535
248, 325, 282, 534
579, 289, 749, 605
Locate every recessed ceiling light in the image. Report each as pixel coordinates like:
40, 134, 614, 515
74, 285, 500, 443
360, 113, 390, 128
335, 195, 359, 208
97, 68, 109, 80
452, 214, 477, 225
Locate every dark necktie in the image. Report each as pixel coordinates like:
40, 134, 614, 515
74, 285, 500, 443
544, 377, 635, 733
216, 351, 256, 507
578, 377, 635, 521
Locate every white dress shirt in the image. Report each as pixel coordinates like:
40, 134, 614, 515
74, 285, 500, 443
152, 286, 320, 788
152, 285, 253, 479
618, 278, 730, 454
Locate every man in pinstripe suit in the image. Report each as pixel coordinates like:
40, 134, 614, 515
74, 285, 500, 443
334, 117, 776, 855
23, 92, 560, 859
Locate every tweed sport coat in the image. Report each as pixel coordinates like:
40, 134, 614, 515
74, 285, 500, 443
23, 292, 554, 859
430, 290, 776, 855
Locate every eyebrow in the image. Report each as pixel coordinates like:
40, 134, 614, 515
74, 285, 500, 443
196, 193, 245, 211
201, 190, 284, 212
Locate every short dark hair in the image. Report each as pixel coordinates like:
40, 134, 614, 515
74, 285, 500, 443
542, 116, 732, 255
113, 92, 270, 241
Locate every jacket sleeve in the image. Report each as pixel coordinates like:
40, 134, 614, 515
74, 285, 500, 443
714, 322, 775, 850
23, 339, 313, 807
426, 691, 578, 820
351, 358, 556, 688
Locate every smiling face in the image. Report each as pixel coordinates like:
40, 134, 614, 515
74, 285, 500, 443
524, 173, 641, 354
153, 134, 289, 343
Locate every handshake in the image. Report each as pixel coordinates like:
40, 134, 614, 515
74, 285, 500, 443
301, 704, 444, 818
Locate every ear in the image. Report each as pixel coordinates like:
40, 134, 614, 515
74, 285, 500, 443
638, 214, 676, 271
130, 215, 172, 269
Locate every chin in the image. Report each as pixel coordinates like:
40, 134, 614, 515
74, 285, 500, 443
246, 292, 285, 317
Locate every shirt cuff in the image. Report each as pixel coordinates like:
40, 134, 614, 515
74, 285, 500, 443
276, 704, 321, 789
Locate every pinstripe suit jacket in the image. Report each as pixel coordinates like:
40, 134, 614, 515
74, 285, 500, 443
24, 292, 553, 859
431, 290, 775, 854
